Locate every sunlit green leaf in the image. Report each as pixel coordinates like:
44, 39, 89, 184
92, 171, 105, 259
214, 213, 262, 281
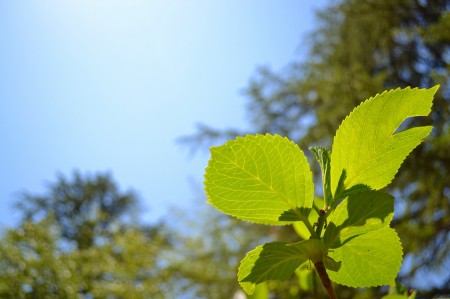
323, 190, 394, 248
331, 86, 438, 192
247, 282, 269, 299
328, 227, 402, 287
238, 239, 324, 294
296, 266, 314, 291
205, 134, 314, 225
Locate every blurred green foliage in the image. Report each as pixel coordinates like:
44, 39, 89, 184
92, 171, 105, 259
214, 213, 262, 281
0, 172, 171, 298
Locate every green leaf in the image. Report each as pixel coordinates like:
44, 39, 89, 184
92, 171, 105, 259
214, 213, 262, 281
310, 146, 332, 206
381, 295, 408, 299
408, 291, 417, 299
205, 134, 314, 225
331, 86, 438, 192
382, 283, 418, 299
339, 184, 372, 199
293, 219, 313, 240
328, 227, 403, 287
247, 282, 269, 299
238, 240, 324, 294
296, 266, 314, 291
333, 169, 347, 202
323, 256, 341, 272
323, 190, 394, 248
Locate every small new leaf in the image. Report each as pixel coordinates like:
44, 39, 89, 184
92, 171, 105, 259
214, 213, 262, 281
324, 256, 341, 272
310, 146, 333, 207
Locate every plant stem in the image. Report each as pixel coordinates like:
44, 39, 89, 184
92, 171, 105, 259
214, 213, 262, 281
314, 207, 328, 237
305, 219, 319, 239
314, 261, 337, 299
298, 212, 319, 238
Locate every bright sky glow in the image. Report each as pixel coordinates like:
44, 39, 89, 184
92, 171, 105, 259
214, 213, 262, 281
0, 1, 326, 227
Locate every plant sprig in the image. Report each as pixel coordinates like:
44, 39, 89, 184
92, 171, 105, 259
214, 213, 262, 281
204, 86, 438, 297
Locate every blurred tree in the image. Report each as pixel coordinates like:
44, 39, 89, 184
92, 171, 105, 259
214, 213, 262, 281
0, 218, 171, 298
69, 224, 171, 298
16, 171, 138, 250
0, 217, 79, 298
1, 171, 172, 298
183, 0, 449, 297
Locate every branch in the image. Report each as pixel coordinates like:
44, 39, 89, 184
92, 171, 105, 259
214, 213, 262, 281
314, 261, 337, 299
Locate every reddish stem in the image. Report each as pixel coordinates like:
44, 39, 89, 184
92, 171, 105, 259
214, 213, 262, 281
314, 261, 337, 299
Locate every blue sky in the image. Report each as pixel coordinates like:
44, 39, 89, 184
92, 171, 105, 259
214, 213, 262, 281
0, 1, 327, 227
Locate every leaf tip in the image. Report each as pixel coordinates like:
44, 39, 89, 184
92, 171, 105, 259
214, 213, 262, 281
429, 84, 440, 94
